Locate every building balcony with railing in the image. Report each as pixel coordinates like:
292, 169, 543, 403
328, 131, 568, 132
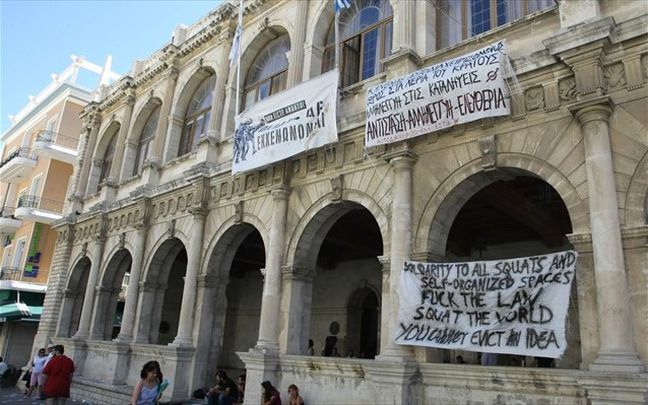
0, 267, 21, 281
0, 147, 37, 184
0, 207, 22, 235
32, 130, 79, 164
14, 195, 63, 224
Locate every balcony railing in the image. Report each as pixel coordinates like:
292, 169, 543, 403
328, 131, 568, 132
17, 195, 63, 214
0, 147, 31, 169
36, 130, 79, 150
0, 267, 21, 281
0, 207, 16, 218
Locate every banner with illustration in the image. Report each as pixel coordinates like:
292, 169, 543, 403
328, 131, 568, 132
365, 41, 510, 147
395, 251, 577, 358
232, 70, 339, 173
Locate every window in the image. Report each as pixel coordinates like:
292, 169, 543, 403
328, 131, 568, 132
30, 174, 43, 197
133, 106, 160, 175
437, 0, 554, 49
178, 75, 215, 156
13, 238, 26, 269
99, 132, 118, 190
244, 35, 290, 110
46, 117, 58, 133
322, 0, 393, 87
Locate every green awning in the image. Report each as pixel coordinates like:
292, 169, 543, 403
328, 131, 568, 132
0, 302, 42, 322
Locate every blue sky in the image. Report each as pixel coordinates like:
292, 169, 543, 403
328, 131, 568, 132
1, 0, 223, 133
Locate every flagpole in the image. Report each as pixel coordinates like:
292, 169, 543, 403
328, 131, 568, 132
334, 5, 340, 73
235, 0, 244, 115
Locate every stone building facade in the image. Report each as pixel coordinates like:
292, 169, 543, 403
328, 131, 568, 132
34, 0, 647, 403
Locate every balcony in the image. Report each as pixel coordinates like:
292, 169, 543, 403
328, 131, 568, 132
15, 195, 63, 224
0, 267, 21, 281
0, 147, 37, 183
32, 130, 79, 164
0, 207, 22, 235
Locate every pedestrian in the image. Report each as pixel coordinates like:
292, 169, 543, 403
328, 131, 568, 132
208, 370, 238, 405
0, 357, 8, 377
261, 381, 281, 405
42, 345, 75, 405
235, 374, 246, 404
25, 348, 47, 398
130, 361, 161, 405
287, 384, 304, 405
306, 339, 314, 356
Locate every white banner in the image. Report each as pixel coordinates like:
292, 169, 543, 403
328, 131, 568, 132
365, 41, 510, 147
232, 70, 339, 173
395, 251, 577, 358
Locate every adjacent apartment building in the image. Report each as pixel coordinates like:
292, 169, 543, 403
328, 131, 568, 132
0, 57, 118, 368
31, 0, 648, 404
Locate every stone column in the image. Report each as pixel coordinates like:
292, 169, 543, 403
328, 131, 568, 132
286, 0, 308, 87
89, 286, 114, 340
55, 289, 77, 338
206, 36, 232, 141
116, 227, 147, 341
74, 235, 106, 339
570, 97, 644, 372
256, 187, 289, 351
392, 0, 416, 52
133, 281, 157, 344
378, 149, 416, 360
279, 266, 315, 354
377, 256, 391, 356
148, 66, 179, 168
191, 275, 224, 389
76, 114, 101, 200
108, 91, 135, 184
172, 207, 207, 346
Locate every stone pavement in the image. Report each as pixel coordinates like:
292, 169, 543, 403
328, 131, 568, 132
0, 388, 84, 404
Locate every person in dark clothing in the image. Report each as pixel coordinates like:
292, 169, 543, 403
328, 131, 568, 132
208, 370, 238, 405
261, 381, 281, 405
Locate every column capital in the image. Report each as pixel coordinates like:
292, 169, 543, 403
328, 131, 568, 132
569, 96, 613, 125
281, 266, 315, 282
270, 186, 290, 200
196, 274, 225, 288
188, 206, 209, 218
384, 146, 418, 168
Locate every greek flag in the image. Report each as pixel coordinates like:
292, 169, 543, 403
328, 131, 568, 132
335, 0, 352, 13
229, 24, 242, 67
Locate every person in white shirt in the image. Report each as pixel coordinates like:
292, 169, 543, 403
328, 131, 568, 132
0, 357, 8, 377
25, 348, 47, 398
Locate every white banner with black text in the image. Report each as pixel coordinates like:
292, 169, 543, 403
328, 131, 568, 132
232, 70, 339, 173
395, 251, 577, 358
365, 41, 510, 147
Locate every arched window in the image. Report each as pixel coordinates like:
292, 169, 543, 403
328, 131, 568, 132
133, 105, 160, 175
98, 133, 117, 191
244, 35, 290, 110
178, 75, 215, 156
437, 0, 554, 49
322, 0, 393, 87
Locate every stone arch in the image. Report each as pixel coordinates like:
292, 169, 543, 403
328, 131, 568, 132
624, 150, 648, 225
202, 213, 269, 279
195, 216, 267, 376
93, 121, 121, 162
233, 24, 291, 109
165, 66, 217, 161
305, 0, 334, 77
91, 248, 132, 340
57, 256, 91, 338
286, 191, 389, 269
122, 97, 163, 176
171, 66, 217, 118
87, 121, 121, 193
415, 153, 588, 256
142, 235, 188, 284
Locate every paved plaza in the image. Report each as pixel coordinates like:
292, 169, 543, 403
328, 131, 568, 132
0, 388, 83, 404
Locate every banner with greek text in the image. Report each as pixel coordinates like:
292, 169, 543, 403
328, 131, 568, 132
365, 41, 510, 147
395, 251, 577, 358
232, 70, 339, 173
